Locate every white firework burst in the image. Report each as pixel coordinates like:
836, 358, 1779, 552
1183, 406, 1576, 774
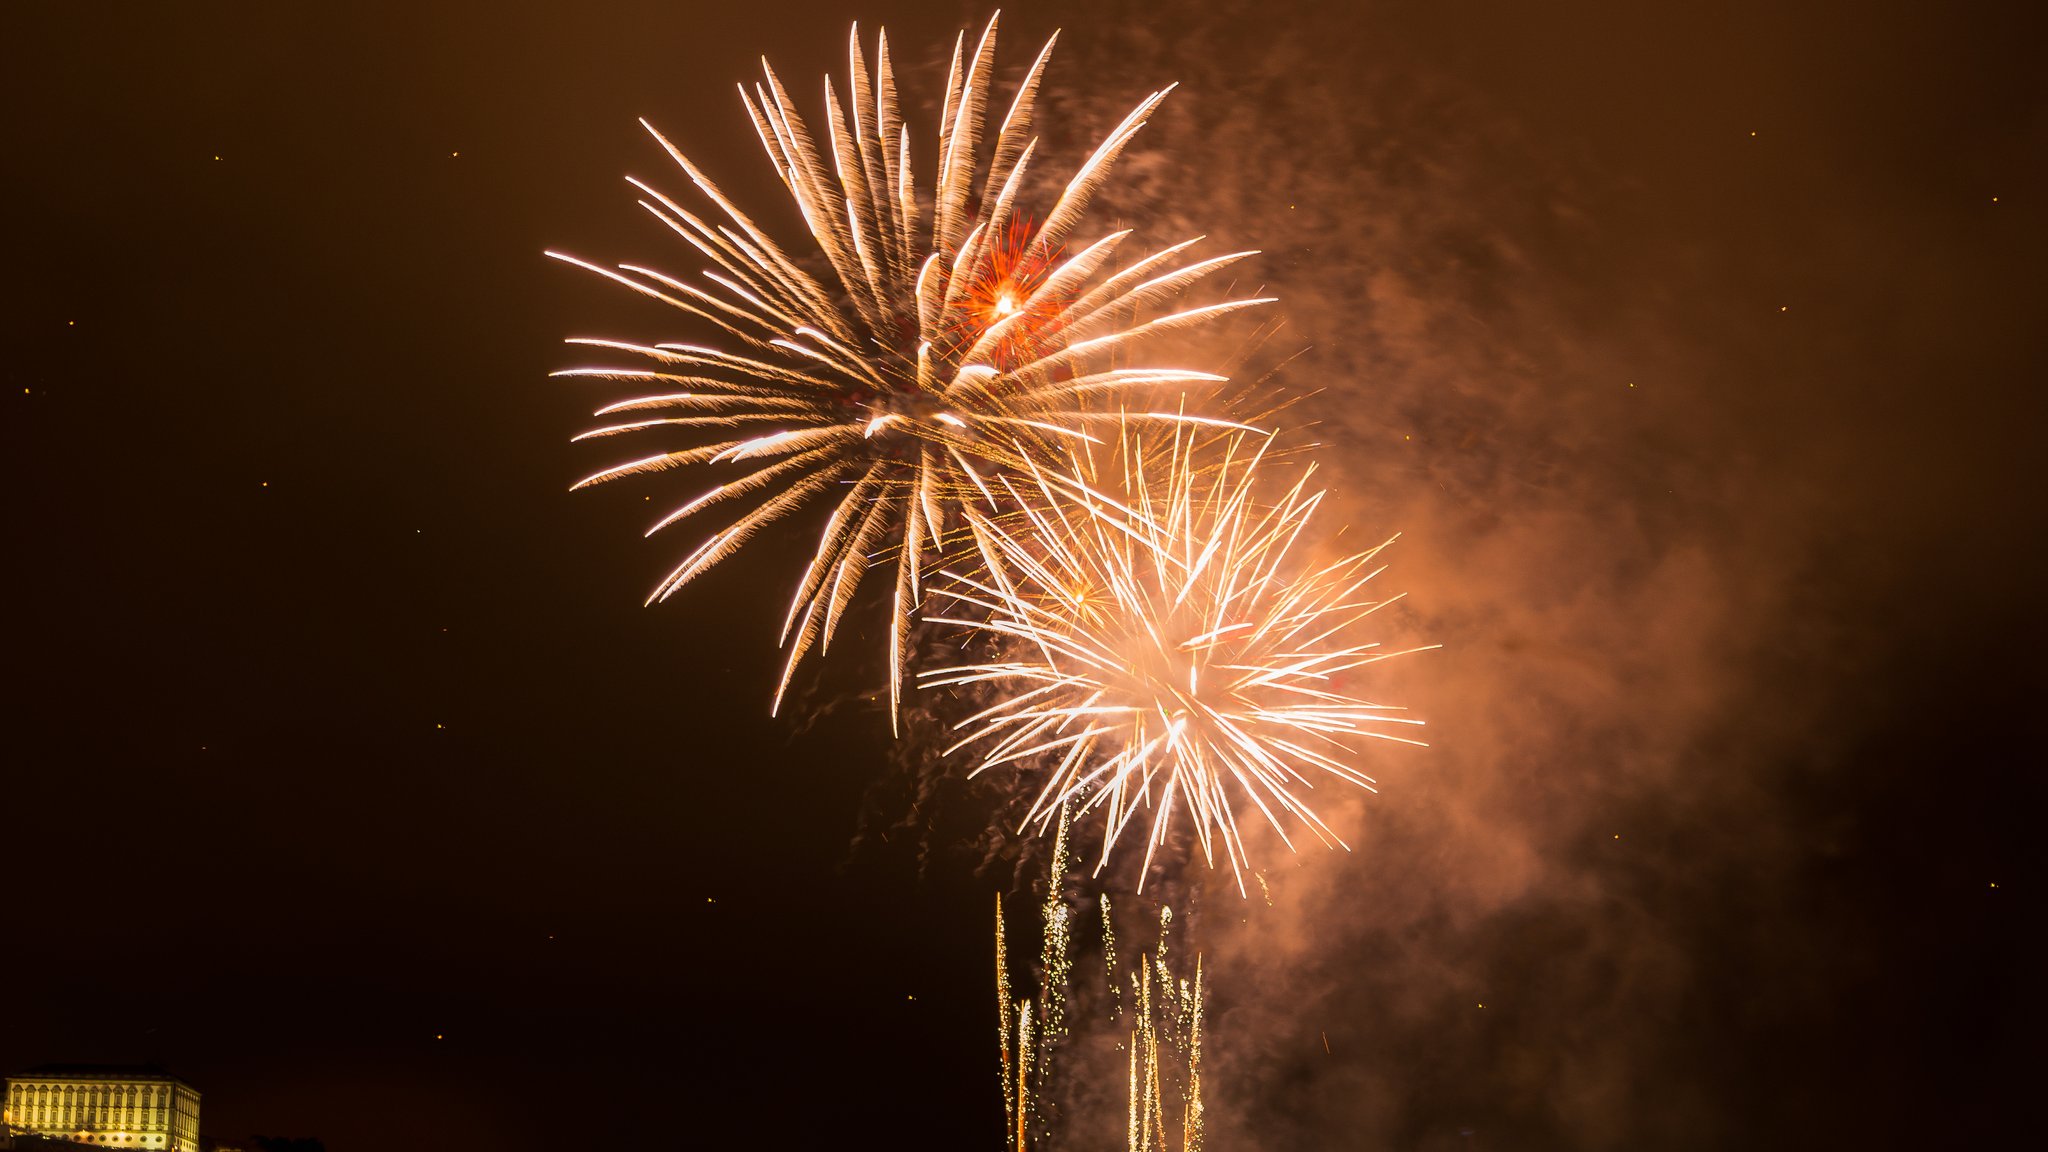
923, 428, 1432, 887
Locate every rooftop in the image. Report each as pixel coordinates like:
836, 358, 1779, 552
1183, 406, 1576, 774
8, 1064, 194, 1087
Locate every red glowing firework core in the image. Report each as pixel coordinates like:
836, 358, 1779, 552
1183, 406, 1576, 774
953, 215, 1068, 371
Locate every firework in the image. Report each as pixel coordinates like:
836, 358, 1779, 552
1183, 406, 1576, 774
924, 428, 1433, 888
551, 15, 1272, 724
997, 814, 1204, 1152
1129, 915, 1203, 1152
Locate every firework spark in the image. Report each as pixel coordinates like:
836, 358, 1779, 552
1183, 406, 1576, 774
924, 429, 1433, 888
1129, 914, 1203, 1152
551, 15, 1271, 724
998, 814, 1204, 1152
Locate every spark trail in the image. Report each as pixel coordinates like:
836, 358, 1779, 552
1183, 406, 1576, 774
998, 810, 1204, 1151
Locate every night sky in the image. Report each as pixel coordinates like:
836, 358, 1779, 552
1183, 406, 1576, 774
6, 2, 2041, 1149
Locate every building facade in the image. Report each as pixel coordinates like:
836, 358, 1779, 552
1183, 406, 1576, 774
2, 1067, 199, 1152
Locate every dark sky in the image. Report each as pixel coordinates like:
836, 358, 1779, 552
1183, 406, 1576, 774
5, 2, 2041, 1149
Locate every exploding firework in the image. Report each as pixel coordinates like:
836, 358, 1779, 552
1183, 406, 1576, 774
924, 428, 1432, 887
550, 15, 1272, 722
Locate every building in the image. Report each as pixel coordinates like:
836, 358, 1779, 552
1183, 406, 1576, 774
2, 1067, 198, 1152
